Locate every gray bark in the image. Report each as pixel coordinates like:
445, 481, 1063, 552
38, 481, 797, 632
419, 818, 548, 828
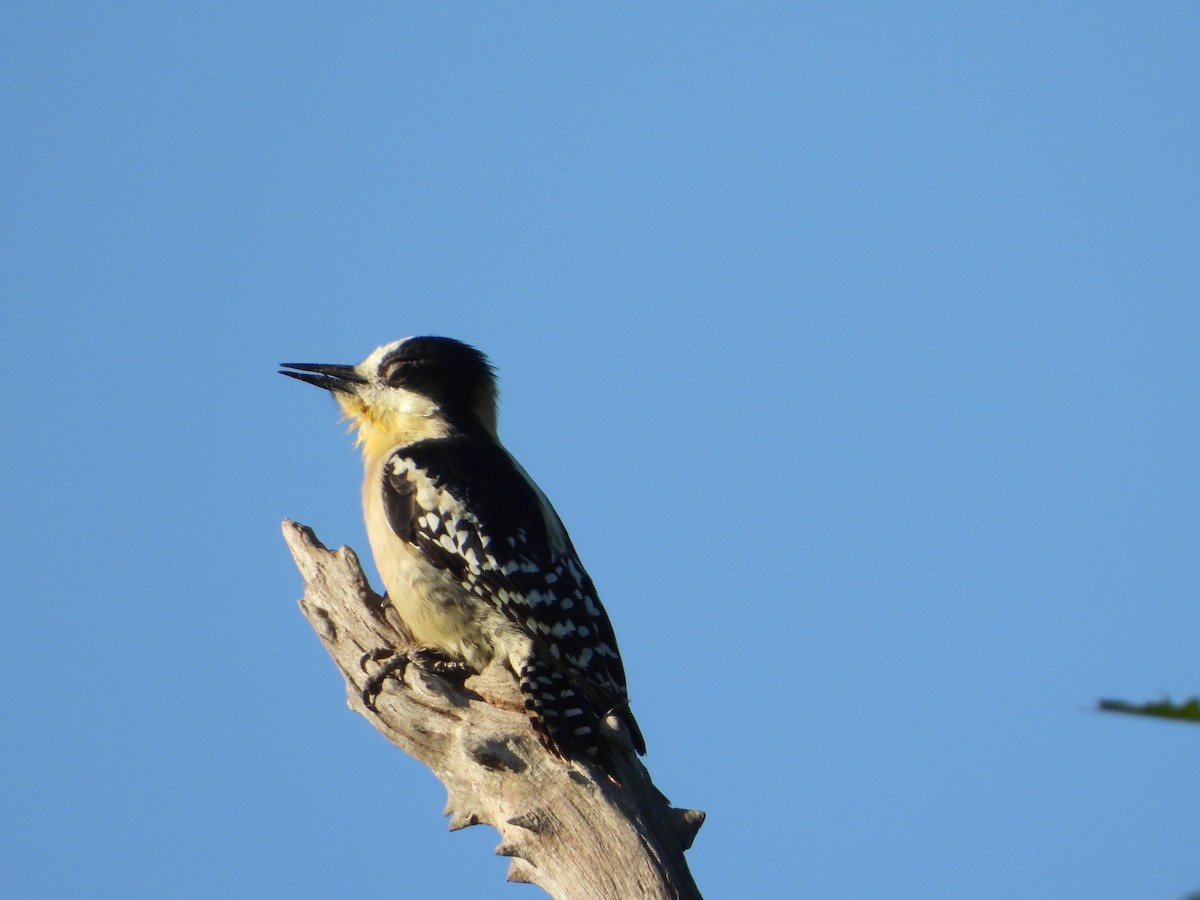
283, 519, 705, 899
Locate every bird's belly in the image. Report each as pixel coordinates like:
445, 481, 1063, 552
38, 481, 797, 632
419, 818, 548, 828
369, 525, 530, 671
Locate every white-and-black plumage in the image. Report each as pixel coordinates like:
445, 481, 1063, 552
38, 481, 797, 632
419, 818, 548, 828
282, 337, 645, 773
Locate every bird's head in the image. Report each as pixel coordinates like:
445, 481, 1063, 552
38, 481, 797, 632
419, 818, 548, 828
281, 336, 498, 458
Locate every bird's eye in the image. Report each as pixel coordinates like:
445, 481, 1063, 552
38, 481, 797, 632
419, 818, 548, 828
382, 358, 424, 385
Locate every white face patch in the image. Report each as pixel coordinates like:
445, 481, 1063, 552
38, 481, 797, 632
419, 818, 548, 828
358, 337, 413, 375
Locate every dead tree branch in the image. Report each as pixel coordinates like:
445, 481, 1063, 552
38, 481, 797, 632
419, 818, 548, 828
283, 519, 704, 899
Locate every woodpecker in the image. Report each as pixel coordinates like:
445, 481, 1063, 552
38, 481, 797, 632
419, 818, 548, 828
281, 336, 645, 774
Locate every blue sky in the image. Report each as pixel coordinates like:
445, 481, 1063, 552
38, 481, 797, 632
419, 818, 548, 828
2, 4, 1197, 897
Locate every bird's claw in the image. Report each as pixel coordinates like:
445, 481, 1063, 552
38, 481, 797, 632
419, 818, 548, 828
360, 647, 409, 710
359, 646, 474, 711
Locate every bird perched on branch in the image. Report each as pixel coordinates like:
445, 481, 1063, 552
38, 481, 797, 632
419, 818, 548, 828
282, 336, 645, 775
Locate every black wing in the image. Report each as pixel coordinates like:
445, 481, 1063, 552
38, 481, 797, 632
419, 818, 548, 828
381, 435, 645, 758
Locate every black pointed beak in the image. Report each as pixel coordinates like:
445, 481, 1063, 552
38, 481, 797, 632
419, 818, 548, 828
279, 362, 366, 394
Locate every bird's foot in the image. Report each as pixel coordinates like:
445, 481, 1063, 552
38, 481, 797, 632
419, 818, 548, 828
359, 645, 474, 710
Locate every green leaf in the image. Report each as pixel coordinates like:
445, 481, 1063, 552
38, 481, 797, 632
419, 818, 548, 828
1098, 696, 1200, 724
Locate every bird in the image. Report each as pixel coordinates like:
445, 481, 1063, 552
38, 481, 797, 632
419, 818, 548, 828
281, 336, 645, 775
